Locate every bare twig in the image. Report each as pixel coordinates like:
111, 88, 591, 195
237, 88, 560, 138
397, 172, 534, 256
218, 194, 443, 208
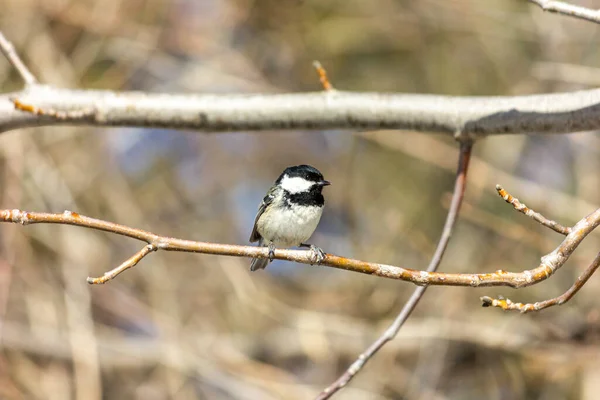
316, 141, 473, 399
86, 244, 157, 284
527, 0, 600, 24
313, 61, 334, 91
481, 185, 600, 312
481, 251, 600, 313
496, 184, 572, 235
0, 32, 37, 85
0, 207, 598, 286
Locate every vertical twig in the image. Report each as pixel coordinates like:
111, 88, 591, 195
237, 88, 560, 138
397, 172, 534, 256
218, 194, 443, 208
313, 61, 334, 91
316, 140, 473, 399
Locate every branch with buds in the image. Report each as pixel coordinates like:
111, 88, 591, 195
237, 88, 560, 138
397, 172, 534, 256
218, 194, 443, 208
1, 196, 597, 292
2, 8, 600, 398
0, 27, 598, 307
481, 186, 600, 313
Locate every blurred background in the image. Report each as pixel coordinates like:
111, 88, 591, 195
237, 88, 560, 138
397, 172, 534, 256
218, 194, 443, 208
1, 0, 600, 399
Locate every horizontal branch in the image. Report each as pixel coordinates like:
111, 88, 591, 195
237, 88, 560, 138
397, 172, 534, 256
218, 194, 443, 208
1, 29, 600, 138
1, 207, 598, 288
3, 84, 600, 137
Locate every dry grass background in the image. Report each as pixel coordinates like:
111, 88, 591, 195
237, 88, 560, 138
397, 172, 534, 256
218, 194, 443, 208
0, 0, 599, 399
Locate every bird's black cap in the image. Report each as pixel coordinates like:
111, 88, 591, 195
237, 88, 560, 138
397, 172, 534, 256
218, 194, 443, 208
276, 164, 327, 184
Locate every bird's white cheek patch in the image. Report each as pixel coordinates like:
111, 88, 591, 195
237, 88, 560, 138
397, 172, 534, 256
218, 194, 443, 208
280, 175, 314, 193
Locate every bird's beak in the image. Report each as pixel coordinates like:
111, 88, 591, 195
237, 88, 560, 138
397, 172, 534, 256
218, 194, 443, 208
319, 180, 331, 187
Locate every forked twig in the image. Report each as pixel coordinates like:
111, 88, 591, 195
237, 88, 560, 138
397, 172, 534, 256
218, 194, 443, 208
316, 141, 473, 399
482, 252, 600, 313
482, 185, 600, 313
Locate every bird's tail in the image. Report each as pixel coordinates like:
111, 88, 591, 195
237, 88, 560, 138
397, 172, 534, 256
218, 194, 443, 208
250, 239, 269, 271
250, 257, 269, 271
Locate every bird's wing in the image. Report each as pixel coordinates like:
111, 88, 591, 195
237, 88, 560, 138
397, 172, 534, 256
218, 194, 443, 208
249, 186, 277, 242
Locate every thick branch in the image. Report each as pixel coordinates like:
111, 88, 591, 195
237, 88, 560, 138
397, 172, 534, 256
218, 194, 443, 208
2, 28, 600, 138
3, 85, 600, 137
1, 207, 598, 287
527, 0, 600, 24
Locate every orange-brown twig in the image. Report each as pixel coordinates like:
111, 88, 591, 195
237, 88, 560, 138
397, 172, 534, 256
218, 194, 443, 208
483, 186, 600, 313
496, 184, 571, 235
481, 251, 600, 313
86, 244, 157, 284
12, 98, 95, 120
1, 206, 599, 286
313, 61, 334, 91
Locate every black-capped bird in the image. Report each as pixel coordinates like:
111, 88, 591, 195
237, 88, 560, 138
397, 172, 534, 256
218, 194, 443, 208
249, 165, 330, 271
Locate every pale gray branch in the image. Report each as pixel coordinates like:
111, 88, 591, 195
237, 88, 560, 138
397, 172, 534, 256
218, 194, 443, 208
0, 32, 37, 85
527, 0, 600, 24
2, 85, 600, 138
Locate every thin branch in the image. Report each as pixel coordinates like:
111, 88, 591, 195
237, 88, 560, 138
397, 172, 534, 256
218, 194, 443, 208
313, 61, 335, 91
496, 184, 571, 235
0, 207, 598, 287
0, 32, 37, 85
481, 251, 600, 313
527, 0, 600, 24
316, 141, 473, 399
86, 244, 157, 284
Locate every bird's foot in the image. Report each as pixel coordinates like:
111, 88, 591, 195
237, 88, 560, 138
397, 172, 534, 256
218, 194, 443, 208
268, 243, 276, 262
301, 243, 325, 265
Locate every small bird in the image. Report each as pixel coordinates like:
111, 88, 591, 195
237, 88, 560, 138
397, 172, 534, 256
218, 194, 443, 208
249, 165, 330, 271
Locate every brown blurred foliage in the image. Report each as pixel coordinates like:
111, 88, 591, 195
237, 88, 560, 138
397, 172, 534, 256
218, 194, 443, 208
1, 0, 600, 399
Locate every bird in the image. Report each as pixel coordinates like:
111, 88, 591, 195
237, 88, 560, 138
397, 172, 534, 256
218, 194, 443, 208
249, 165, 330, 271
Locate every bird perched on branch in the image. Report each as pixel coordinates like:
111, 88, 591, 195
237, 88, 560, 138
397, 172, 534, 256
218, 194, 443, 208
249, 165, 330, 271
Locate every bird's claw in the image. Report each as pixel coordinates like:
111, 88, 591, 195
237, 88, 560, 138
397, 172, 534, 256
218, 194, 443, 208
309, 245, 325, 265
268, 243, 276, 262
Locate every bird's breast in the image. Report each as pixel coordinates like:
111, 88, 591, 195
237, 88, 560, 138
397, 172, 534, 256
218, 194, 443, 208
257, 205, 323, 248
